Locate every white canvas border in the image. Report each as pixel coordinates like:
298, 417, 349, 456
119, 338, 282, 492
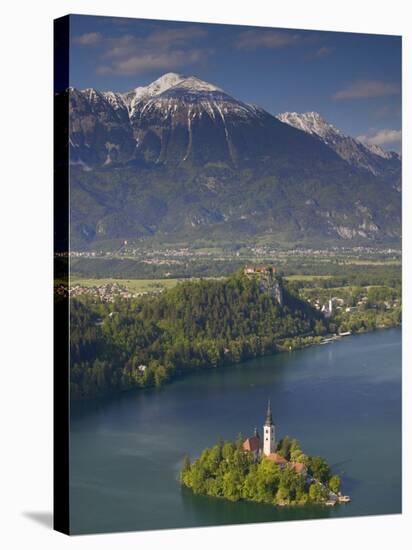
0, 0, 410, 548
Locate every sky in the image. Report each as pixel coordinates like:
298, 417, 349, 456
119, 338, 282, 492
68, 14, 402, 152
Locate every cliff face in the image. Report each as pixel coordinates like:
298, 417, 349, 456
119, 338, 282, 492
258, 274, 284, 306
244, 267, 284, 306
270, 278, 284, 307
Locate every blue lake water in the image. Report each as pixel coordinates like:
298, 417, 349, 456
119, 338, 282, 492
70, 327, 401, 534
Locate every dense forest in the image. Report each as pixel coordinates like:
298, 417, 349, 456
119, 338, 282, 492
181, 436, 341, 506
69, 271, 324, 399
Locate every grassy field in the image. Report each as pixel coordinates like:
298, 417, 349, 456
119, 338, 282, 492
337, 259, 401, 266
68, 273, 364, 291
69, 276, 183, 293
284, 275, 333, 282
64, 271, 398, 295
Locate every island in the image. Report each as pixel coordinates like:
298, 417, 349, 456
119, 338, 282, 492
180, 401, 350, 507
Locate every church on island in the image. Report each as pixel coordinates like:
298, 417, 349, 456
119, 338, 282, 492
242, 400, 308, 475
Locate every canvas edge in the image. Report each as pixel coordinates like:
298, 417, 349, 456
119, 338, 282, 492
53, 14, 71, 536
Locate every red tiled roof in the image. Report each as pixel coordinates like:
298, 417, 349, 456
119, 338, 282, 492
266, 453, 288, 464
243, 436, 261, 452
290, 462, 307, 474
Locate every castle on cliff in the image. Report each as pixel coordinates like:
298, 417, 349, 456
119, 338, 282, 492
243, 266, 283, 306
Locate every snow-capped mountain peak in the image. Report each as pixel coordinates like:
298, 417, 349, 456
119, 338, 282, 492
166, 76, 224, 94
123, 74, 226, 114
277, 111, 342, 142
362, 142, 398, 160
277, 111, 400, 182
82, 87, 104, 103
135, 72, 186, 99
121, 73, 186, 116
102, 91, 128, 112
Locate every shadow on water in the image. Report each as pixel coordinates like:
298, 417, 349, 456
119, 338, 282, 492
331, 459, 353, 470
70, 344, 299, 422
180, 486, 333, 526
23, 511, 53, 529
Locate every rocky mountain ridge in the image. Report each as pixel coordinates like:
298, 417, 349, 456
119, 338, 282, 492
277, 111, 400, 186
65, 74, 401, 248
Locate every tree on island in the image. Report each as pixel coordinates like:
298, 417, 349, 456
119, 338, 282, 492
328, 475, 341, 494
182, 455, 191, 475
277, 436, 293, 460
307, 456, 331, 483
309, 483, 328, 502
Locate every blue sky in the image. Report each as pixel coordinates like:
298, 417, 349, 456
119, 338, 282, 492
69, 14, 402, 152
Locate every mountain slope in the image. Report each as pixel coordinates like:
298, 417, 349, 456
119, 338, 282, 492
64, 74, 401, 248
277, 111, 401, 189
69, 87, 135, 166
69, 75, 345, 169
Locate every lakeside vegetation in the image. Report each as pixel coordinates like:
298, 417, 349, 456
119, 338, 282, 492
181, 436, 340, 506
69, 271, 323, 399
68, 263, 401, 399
299, 284, 401, 336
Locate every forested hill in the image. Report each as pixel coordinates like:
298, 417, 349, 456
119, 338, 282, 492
70, 271, 325, 399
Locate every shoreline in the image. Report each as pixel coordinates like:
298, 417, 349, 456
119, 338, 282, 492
71, 324, 401, 403
273, 321, 400, 354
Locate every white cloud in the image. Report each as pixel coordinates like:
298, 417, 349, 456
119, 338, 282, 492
97, 49, 209, 76
357, 129, 402, 147
146, 27, 207, 47
89, 26, 210, 76
334, 79, 400, 99
236, 30, 300, 50
73, 32, 102, 46
103, 35, 137, 59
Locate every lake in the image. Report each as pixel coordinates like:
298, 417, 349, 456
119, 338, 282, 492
70, 328, 402, 534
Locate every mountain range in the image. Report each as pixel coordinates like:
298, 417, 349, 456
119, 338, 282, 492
277, 111, 400, 189
65, 73, 401, 249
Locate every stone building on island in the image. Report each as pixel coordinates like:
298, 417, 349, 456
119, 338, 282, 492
242, 400, 308, 475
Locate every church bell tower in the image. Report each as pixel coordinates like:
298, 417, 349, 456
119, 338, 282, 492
263, 399, 276, 456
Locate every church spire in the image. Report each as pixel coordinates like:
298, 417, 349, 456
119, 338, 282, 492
263, 399, 276, 456
265, 399, 273, 426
